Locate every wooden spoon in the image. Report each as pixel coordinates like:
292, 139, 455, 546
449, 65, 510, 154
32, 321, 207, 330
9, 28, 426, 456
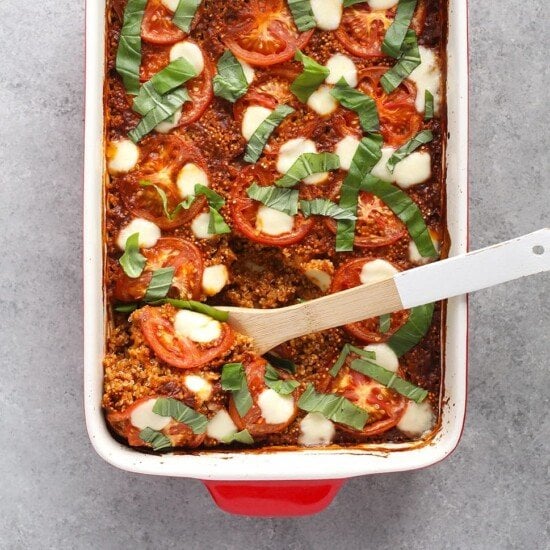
222, 229, 550, 355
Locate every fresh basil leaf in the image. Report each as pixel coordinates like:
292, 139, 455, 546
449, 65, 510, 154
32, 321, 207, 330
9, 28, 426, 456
115, 0, 148, 95
264, 364, 299, 395
150, 57, 197, 95
133, 82, 163, 116
119, 233, 146, 278
139, 427, 172, 451
386, 130, 433, 173
162, 298, 229, 321
246, 183, 299, 216
207, 207, 231, 235
144, 267, 175, 302
291, 51, 330, 102
129, 88, 189, 143
221, 363, 253, 417
300, 199, 356, 221
350, 359, 428, 403
172, 0, 201, 33
139, 180, 195, 220
380, 29, 421, 94
298, 384, 368, 430
329, 343, 376, 377
288, 0, 316, 32
213, 50, 250, 103
360, 175, 437, 257
275, 152, 340, 188
343, 0, 368, 6
264, 353, 297, 374
114, 303, 138, 313
424, 90, 434, 120
221, 429, 254, 445
387, 303, 435, 357
335, 133, 383, 252
382, 0, 418, 58
379, 313, 391, 333
244, 105, 295, 163
330, 78, 379, 132
195, 184, 225, 210
153, 397, 208, 434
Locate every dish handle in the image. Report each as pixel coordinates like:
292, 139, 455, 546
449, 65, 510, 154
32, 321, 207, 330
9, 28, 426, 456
203, 479, 345, 516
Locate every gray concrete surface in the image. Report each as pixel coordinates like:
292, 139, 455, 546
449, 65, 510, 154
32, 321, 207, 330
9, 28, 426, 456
0, 1, 549, 549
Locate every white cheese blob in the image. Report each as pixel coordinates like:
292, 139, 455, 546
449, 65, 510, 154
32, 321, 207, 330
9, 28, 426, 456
161, 0, 179, 12
241, 105, 272, 141
371, 147, 431, 188
107, 139, 139, 175
191, 212, 214, 239
409, 46, 441, 114
117, 218, 161, 250
325, 53, 358, 87
256, 205, 295, 236
311, 0, 343, 31
277, 138, 327, 184
364, 343, 399, 373
307, 84, 339, 117
170, 41, 205, 74
257, 389, 295, 424
206, 409, 238, 441
359, 259, 399, 285
176, 162, 209, 198
130, 399, 171, 431
298, 412, 335, 446
367, 0, 399, 9
370, 146, 395, 182
174, 310, 222, 343
155, 108, 182, 134
397, 401, 435, 437
335, 136, 360, 171
202, 264, 229, 296
409, 233, 440, 265
305, 268, 332, 292
185, 375, 213, 401
237, 58, 255, 84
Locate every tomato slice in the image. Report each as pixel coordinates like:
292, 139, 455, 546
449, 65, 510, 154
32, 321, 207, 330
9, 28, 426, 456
141, 0, 186, 45
138, 306, 235, 369
228, 359, 298, 437
331, 258, 409, 343
223, 0, 314, 66
113, 238, 204, 302
107, 396, 205, 448
357, 66, 423, 147
118, 134, 208, 229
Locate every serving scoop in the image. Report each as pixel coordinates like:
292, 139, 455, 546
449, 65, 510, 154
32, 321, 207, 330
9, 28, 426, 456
221, 229, 550, 355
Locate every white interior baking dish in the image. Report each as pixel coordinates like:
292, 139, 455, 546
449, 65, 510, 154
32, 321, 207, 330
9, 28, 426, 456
84, 0, 469, 515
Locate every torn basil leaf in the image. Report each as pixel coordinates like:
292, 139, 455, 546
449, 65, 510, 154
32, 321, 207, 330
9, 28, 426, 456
221, 429, 254, 445
291, 51, 330, 102
264, 364, 299, 395
162, 298, 229, 321
386, 130, 433, 173
144, 267, 175, 302
195, 184, 225, 210
275, 152, 340, 188
379, 313, 391, 334
207, 206, 231, 235
244, 105, 295, 163
246, 183, 299, 216
380, 29, 421, 94
116, 0, 148, 95
382, 0, 418, 59
114, 303, 138, 313
153, 397, 208, 434
330, 343, 376, 377
213, 50, 250, 103
387, 303, 435, 357
172, 0, 201, 33
149, 57, 197, 95
119, 233, 146, 278
330, 78, 379, 133
221, 363, 253, 417
300, 199, 357, 221
424, 90, 434, 120
343, 0, 368, 6
139, 427, 172, 451
288, 0, 316, 32
139, 180, 195, 220
264, 353, 297, 374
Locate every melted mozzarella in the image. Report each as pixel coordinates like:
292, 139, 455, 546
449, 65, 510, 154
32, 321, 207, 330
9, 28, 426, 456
185, 375, 213, 401
206, 409, 237, 441
191, 212, 214, 239
371, 147, 395, 182
256, 206, 295, 236
117, 218, 161, 250
202, 264, 229, 296
237, 58, 255, 84
307, 85, 339, 117
359, 259, 399, 285
257, 389, 295, 424
155, 108, 182, 134
409, 232, 440, 265
305, 268, 332, 292
364, 343, 399, 373
335, 136, 360, 171
161, 0, 179, 11
170, 41, 205, 74
176, 162, 209, 198
130, 399, 171, 431
298, 412, 335, 446
325, 53, 358, 87
409, 46, 441, 113
174, 310, 222, 343
397, 401, 435, 437
371, 147, 431, 187
367, 0, 399, 9
277, 138, 327, 184
107, 139, 139, 175
311, 0, 343, 31
241, 105, 272, 141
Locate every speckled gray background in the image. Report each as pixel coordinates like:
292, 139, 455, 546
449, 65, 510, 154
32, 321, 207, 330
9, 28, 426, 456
0, 1, 548, 549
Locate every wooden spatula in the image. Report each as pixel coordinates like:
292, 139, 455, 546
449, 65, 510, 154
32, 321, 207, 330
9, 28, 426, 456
221, 229, 550, 355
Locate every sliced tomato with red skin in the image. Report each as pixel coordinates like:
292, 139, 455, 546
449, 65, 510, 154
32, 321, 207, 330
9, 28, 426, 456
331, 366, 407, 437
141, 0, 186, 45
114, 238, 204, 302
107, 396, 205, 448
228, 358, 298, 437
138, 306, 235, 369
118, 135, 208, 229
331, 258, 409, 343
357, 66, 423, 147
223, 0, 314, 66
